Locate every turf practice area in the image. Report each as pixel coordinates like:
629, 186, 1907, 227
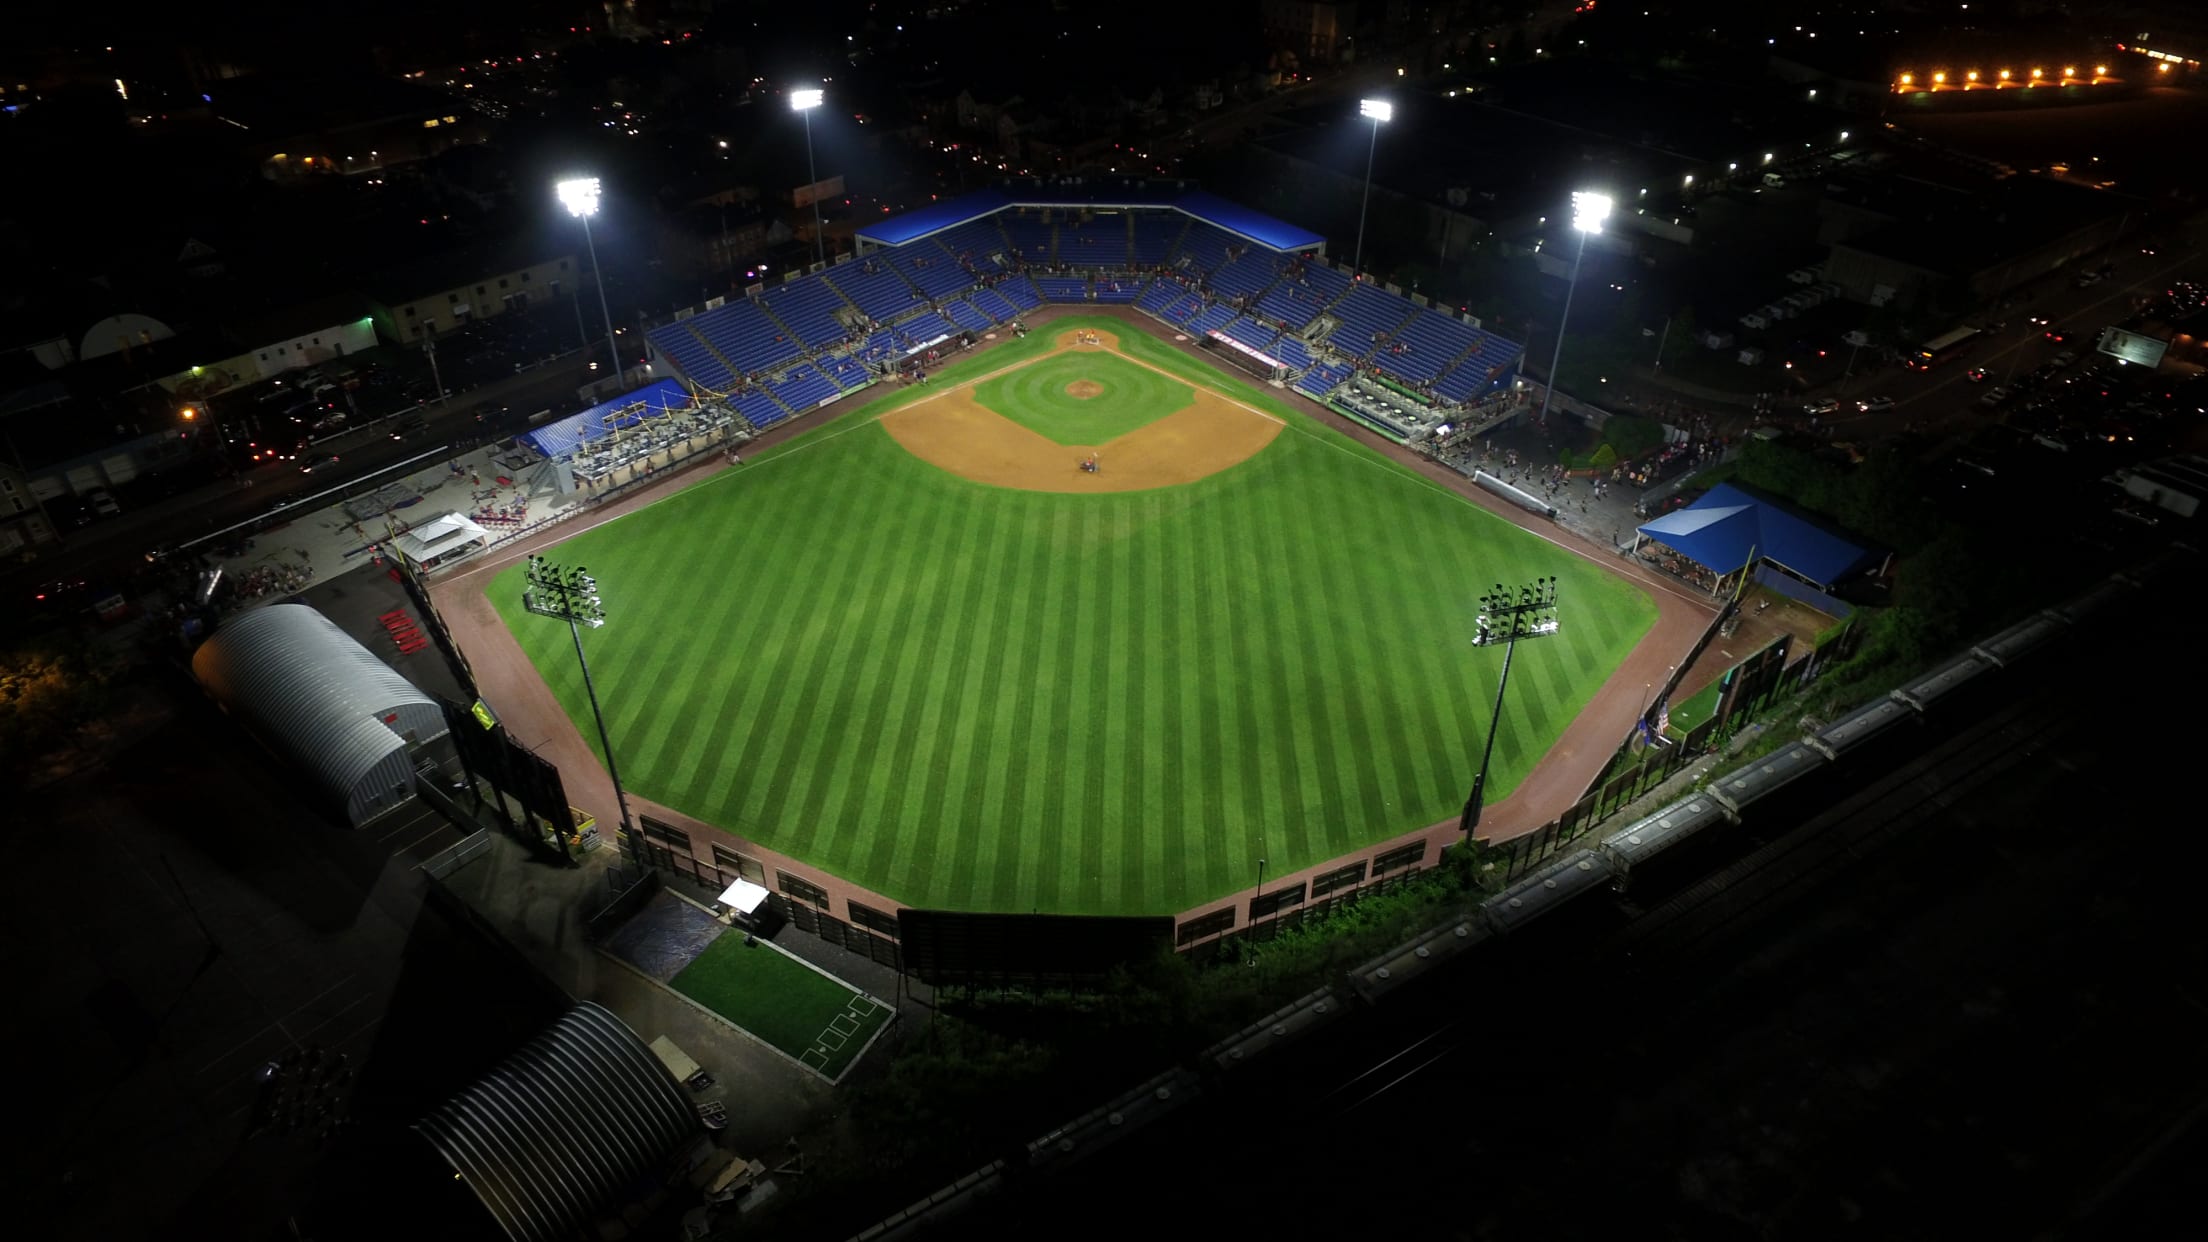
669, 933, 890, 1080
491, 317, 1657, 916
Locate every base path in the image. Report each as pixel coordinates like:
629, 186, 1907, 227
879, 328, 1282, 492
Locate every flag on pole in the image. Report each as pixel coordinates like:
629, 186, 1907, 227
1656, 702, 1671, 737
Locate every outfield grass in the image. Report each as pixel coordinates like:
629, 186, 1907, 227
670, 933, 890, 1079
972, 350, 1193, 444
492, 316, 1659, 916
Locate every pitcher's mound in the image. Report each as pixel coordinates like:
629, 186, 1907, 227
1065, 380, 1104, 400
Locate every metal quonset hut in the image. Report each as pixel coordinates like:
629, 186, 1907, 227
190, 603, 446, 826
415, 1002, 700, 1242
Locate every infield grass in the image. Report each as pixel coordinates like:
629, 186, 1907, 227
972, 350, 1193, 444
492, 316, 1659, 916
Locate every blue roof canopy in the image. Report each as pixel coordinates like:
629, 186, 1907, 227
1636, 483, 1880, 587
520, 379, 694, 459
855, 185, 1325, 253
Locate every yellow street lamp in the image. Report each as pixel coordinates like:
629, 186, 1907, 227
2063, 66, 2077, 78
2031, 68, 2043, 80
2096, 65, 2109, 77
1966, 70, 1980, 83
1933, 71, 1947, 84
1899, 72, 1914, 86
1999, 69, 2011, 81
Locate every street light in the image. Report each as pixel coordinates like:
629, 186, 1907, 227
1461, 578, 1562, 835
1535, 190, 1610, 429
556, 176, 625, 385
1352, 98, 1392, 276
522, 555, 635, 863
791, 87, 827, 268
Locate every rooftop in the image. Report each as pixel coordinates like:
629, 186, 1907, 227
1833, 174, 2128, 277
208, 71, 463, 137
855, 181, 1326, 252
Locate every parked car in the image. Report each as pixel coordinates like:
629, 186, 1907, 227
2074, 271, 2102, 288
2052, 350, 2079, 368
1856, 395, 1897, 413
1966, 366, 1990, 383
86, 488, 121, 517
1978, 386, 2013, 408
1804, 398, 1841, 417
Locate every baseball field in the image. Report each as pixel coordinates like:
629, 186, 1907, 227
489, 316, 1657, 916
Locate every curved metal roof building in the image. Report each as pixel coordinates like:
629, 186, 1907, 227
415, 1002, 700, 1242
190, 603, 444, 826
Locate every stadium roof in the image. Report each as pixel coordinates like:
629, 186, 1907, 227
519, 378, 694, 459
856, 183, 1325, 252
1636, 483, 1882, 588
415, 1003, 699, 1242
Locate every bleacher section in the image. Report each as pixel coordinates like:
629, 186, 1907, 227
827, 258, 928, 322
1058, 215, 1130, 267
1092, 275, 1143, 303
930, 218, 1013, 271
771, 364, 842, 412
1206, 248, 1283, 301
1034, 276, 1089, 301
885, 244, 975, 300
999, 212, 1056, 264
1188, 303, 1238, 335
1295, 359, 1353, 400
731, 388, 791, 430
996, 276, 1043, 310
1173, 222, 1238, 277
1433, 331, 1522, 403
1219, 315, 1282, 354
821, 355, 871, 390
1254, 262, 1351, 331
943, 299, 993, 332
895, 312, 959, 348
1270, 335, 1314, 371
1326, 284, 1420, 360
757, 275, 855, 349
648, 322, 736, 391
968, 286, 1020, 321
684, 299, 805, 376
1134, 281, 1184, 316
1130, 213, 1187, 267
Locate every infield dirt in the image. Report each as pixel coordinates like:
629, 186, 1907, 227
879, 328, 1282, 492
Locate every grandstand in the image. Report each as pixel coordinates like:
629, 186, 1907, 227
638, 183, 1522, 435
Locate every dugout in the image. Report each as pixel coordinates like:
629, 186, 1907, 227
191, 603, 447, 826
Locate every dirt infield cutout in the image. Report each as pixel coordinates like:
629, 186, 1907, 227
881, 328, 1283, 493
1065, 380, 1104, 400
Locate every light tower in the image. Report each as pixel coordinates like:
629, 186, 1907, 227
1352, 98, 1392, 276
1460, 577, 1563, 835
556, 177, 626, 384
1535, 190, 1611, 428
791, 87, 828, 268
522, 555, 635, 861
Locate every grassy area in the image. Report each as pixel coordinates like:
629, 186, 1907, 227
491, 315, 1658, 915
972, 350, 1192, 444
670, 932, 891, 1080
1664, 678, 1724, 736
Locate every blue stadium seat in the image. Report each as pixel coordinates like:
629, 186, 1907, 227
1270, 335, 1313, 370
968, 286, 1019, 321
1134, 281, 1184, 315
771, 364, 843, 411
892, 312, 959, 347
1206, 248, 1283, 301
1130, 212, 1188, 267
1188, 303, 1238, 335
756, 274, 856, 349
996, 276, 1044, 310
1034, 276, 1089, 301
1092, 276, 1144, 303
884, 244, 977, 300
943, 300, 993, 332
647, 323, 735, 391
1325, 284, 1421, 360
1173, 222, 1237, 276
821, 355, 872, 390
1254, 262, 1351, 331
1057, 215, 1131, 267
1295, 360, 1353, 399
825, 257, 928, 322
998, 212, 1056, 264
691, 299, 804, 375
1220, 315, 1281, 352
733, 388, 791, 430
930, 218, 1013, 270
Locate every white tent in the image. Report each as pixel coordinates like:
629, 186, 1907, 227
392, 512, 490, 569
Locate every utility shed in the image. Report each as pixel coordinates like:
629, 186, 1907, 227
415, 1002, 701, 1242
190, 603, 445, 826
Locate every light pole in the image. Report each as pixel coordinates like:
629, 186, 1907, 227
556, 177, 625, 385
791, 88, 827, 268
1352, 98, 1392, 277
522, 555, 635, 863
1460, 578, 1563, 836
1536, 190, 1612, 429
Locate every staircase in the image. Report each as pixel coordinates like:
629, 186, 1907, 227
682, 322, 744, 389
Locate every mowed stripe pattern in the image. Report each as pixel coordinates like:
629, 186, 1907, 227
491, 323, 1655, 916
971, 350, 1193, 445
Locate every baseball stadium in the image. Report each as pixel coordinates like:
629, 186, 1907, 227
434, 184, 1708, 942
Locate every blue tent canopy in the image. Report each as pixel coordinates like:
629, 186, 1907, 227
854, 185, 1325, 252
1636, 483, 1881, 587
519, 379, 694, 459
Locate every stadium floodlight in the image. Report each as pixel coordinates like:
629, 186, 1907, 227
1461, 577, 1562, 835
792, 86, 828, 267
1352, 99, 1392, 276
523, 554, 635, 862
1535, 191, 1611, 429
557, 176, 624, 384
